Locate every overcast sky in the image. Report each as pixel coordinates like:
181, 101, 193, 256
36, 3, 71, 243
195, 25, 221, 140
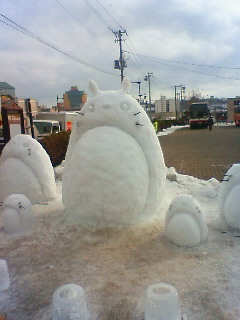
1, 0, 240, 106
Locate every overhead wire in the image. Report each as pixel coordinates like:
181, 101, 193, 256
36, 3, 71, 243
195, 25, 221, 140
0, 14, 118, 77
94, 0, 125, 30
55, 0, 95, 36
85, 0, 115, 33
124, 50, 240, 71
123, 50, 240, 81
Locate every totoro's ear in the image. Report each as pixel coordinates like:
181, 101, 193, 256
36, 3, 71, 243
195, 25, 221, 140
121, 77, 131, 93
89, 80, 100, 96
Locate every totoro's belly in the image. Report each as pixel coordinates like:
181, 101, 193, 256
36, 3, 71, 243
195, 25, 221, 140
63, 126, 149, 225
0, 158, 43, 203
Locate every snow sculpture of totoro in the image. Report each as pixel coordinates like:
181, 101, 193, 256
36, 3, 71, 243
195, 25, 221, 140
0, 134, 57, 204
164, 194, 208, 247
2, 194, 34, 233
62, 78, 166, 225
218, 164, 240, 228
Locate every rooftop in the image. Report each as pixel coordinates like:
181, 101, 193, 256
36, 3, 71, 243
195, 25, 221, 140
0, 82, 15, 90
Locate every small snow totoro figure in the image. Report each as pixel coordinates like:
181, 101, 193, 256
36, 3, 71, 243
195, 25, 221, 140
0, 134, 57, 204
164, 194, 208, 247
62, 78, 166, 225
217, 164, 240, 228
1, 194, 34, 233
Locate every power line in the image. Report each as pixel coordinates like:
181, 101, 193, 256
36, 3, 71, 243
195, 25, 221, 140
124, 50, 240, 71
55, 0, 95, 36
0, 14, 118, 77
123, 50, 240, 81
85, 0, 115, 33
94, 0, 125, 30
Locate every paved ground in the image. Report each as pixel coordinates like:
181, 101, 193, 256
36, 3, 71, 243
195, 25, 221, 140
158, 124, 240, 181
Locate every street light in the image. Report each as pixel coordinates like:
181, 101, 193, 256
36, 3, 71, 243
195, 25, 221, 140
131, 81, 142, 105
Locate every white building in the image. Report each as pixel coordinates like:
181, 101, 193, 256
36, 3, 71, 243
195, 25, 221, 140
15, 98, 38, 118
154, 96, 179, 119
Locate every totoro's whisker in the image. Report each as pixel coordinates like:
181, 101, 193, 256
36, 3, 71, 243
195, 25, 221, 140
136, 122, 143, 126
134, 111, 141, 116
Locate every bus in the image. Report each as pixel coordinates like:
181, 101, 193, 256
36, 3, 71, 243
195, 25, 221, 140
33, 120, 60, 140
234, 105, 240, 126
189, 103, 210, 129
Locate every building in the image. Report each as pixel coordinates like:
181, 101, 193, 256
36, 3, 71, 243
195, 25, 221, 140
16, 98, 38, 118
154, 96, 179, 119
227, 97, 240, 122
63, 86, 87, 110
0, 82, 15, 98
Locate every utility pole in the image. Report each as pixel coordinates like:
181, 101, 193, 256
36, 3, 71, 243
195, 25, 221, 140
144, 73, 154, 120
57, 95, 64, 113
25, 99, 35, 138
131, 81, 142, 105
174, 85, 185, 119
114, 29, 127, 83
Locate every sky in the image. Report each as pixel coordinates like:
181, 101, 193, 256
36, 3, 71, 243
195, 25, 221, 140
1, 0, 240, 107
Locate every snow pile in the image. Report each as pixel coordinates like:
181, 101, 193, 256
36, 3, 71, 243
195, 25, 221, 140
164, 194, 208, 247
157, 125, 188, 137
62, 78, 166, 225
2, 194, 33, 234
0, 134, 57, 204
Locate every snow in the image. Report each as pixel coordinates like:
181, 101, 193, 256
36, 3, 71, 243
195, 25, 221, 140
223, 184, 240, 229
0, 100, 240, 318
2, 194, 33, 234
0, 134, 57, 204
217, 164, 240, 227
1, 165, 240, 319
63, 79, 166, 225
164, 194, 208, 247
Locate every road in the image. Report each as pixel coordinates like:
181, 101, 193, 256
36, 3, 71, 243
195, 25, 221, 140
158, 124, 240, 181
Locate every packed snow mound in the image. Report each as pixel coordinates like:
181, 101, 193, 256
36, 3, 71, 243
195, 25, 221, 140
217, 164, 240, 227
164, 194, 208, 247
0, 134, 57, 203
62, 78, 166, 225
1, 194, 33, 233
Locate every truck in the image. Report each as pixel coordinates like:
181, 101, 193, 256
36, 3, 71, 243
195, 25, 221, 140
33, 120, 60, 140
35, 112, 78, 132
189, 102, 210, 129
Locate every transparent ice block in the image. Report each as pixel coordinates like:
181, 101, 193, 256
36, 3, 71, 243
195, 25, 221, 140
144, 283, 181, 320
0, 259, 10, 292
52, 284, 89, 320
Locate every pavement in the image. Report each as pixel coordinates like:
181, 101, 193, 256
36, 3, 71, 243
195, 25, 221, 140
158, 124, 240, 181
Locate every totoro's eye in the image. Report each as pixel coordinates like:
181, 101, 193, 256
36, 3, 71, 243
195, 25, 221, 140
121, 103, 130, 111
88, 104, 95, 112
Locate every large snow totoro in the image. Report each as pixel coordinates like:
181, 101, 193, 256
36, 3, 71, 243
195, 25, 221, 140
0, 134, 57, 204
62, 78, 166, 225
